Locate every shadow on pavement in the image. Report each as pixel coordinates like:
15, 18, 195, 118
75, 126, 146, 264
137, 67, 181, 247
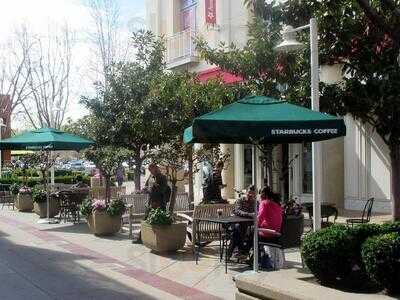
0, 230, 157, 300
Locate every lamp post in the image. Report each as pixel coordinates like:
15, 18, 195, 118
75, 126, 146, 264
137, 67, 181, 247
275, 18, 322, 231
0, 118, 7, 177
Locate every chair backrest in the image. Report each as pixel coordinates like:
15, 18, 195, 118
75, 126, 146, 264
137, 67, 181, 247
171, 192, 191, 212
362, 197, 374, 222
193, 204, 235, 242
278, 214, 304, 248
122, 193, 149, 215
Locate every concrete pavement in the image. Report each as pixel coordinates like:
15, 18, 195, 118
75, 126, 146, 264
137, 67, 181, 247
0, 208, 244, 300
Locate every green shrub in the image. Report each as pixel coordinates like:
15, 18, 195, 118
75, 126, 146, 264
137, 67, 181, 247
127, 171, 135, 181
106, 198, 126, 216
146, 208, 173, 226
54, 169, 73, 177
32, 188, 47, 203
80, 199, 92, 217
361, 233, 400, 294
301, 225, 357, 284
10, 183, 20, 195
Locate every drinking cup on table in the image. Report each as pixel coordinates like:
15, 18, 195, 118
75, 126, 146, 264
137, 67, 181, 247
217, 208, 223, 217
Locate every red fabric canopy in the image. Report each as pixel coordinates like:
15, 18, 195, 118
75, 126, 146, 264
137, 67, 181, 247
197, 67, 243, 84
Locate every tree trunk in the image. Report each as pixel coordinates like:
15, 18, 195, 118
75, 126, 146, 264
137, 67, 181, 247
105, 176, 111, 204
133, 149, 143, 192
187, 146, 194, 205
169, 183, 178, 214
390, 143, 400, 221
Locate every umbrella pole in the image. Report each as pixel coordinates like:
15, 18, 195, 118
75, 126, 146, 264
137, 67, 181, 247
38, 151, 57, 224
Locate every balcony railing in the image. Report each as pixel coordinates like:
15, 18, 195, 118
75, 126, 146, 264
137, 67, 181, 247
165, 29, 198, 68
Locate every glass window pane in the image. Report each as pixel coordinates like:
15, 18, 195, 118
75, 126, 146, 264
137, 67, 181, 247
244, 145, 253, 187
302, 143, 312, 194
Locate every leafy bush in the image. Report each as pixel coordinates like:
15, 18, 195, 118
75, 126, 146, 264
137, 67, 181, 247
361, 233, 400, 294
10, 183, 20, 195
54, 169, 73, 177
32, 188, 47, 203
301, 225, 357, 284
146, 208, 173, 226
80, 199, 92, 217
106, 198, 126, 216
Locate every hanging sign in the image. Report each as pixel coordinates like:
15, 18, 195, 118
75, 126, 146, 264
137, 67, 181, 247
205, 0, 216, 25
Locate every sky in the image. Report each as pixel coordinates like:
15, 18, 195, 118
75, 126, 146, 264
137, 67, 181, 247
0, 0, 146, 128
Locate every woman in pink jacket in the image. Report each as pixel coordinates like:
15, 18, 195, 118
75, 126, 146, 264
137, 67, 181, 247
258, 187, 283, 240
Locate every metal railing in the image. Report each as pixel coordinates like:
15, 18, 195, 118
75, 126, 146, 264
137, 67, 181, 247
165, 29, 197, 65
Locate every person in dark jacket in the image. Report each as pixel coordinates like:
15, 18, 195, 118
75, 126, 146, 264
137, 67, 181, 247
203, 160, 226, 203
228, 185, 256, 259
144, 163, 170, 218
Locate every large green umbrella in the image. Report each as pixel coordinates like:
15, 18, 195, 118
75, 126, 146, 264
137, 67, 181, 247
184, 96, 346, 144
183, 95, 346, 272
0, 127, 94, 224
0, 127, 94, 150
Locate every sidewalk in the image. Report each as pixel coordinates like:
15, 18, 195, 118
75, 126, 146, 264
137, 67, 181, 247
0, 208, 243, 300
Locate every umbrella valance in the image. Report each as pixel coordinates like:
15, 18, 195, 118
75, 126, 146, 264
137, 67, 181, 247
0, 127, 94, 150
184, 96, 346, 144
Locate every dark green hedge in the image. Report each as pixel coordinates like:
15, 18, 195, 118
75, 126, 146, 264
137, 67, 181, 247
0, 174, 90, 187
302, 222, 400, 291
362, 233, 400, 294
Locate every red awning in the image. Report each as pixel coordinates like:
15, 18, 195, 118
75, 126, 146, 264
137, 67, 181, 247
197, 67, 243, 84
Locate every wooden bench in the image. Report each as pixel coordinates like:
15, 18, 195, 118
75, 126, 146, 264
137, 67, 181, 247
177, 204, 235, 251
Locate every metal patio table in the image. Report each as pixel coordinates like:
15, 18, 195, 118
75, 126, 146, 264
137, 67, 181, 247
194, 215, 253, 273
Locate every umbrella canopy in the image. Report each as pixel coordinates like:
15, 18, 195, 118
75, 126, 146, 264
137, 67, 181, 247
184, 95, 346, 144
0, 127, 94, 151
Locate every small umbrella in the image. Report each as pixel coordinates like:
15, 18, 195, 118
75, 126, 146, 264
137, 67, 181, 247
0, 127, 94, 223
0, 127, 94, 151
184, 95, 346, 272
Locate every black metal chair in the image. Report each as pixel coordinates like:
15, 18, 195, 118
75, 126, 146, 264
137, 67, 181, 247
346, 197, 374, 227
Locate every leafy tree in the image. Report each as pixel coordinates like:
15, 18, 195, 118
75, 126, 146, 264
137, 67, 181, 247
81, 30, 166, 190
84, 146, 131, 203
200, 0, 400, 220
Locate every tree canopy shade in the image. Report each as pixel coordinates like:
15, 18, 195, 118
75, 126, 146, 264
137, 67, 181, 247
184, 96, 346, 144
0, 127, 94, 150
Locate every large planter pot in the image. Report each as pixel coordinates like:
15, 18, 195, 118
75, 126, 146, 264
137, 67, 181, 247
86, 211, 121, 236
141, 221, 187, 252
34, 199, 60, 218
281, 214, 304, 248
17, 193, 33, 212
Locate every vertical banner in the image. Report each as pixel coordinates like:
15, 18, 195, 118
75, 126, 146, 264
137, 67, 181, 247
205, 0, 216, 25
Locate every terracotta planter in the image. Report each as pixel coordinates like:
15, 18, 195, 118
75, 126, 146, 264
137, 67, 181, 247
34, 199, 60, 218
141, 221, 187, 252
86, 211, 121, 236
17, 193, 33, 212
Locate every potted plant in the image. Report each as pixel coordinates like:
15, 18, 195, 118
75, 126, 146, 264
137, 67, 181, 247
281, 197, 304, 248
17, 186, 33, 212
141, 208, 187, 252
10, 183, 20, 209
32, 188, 60, 218
81, 198, 126, 236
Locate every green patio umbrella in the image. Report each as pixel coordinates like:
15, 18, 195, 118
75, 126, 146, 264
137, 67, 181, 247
184, 95, 346, 144
183, 95, 346, 273
0, 127, 94, 224
0, 127, 94, 150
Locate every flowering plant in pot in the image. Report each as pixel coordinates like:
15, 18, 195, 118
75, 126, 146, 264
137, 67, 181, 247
81, 198, 126, 236
141, 208, 187, 252
17, 186, 33, 212
32, 188, 60, 218
281, 196, 304, 248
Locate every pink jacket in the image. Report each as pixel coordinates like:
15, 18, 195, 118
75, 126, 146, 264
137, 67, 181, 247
258, 199, 283, 238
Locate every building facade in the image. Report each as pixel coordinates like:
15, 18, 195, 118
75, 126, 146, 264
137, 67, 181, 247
145, 0, 392, 213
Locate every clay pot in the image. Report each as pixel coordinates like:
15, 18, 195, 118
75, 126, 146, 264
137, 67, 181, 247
141, 221, 187, 252
86, 211, 121, 236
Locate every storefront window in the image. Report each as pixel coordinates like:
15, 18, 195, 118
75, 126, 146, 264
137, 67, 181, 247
244, 144, 253, 187
302, 143, 312, 194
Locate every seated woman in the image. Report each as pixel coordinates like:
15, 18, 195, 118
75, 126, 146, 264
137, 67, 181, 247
258, 187, 283, 243
227, 185, 256, 259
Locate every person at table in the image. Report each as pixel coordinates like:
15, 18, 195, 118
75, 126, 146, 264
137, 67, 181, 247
258, 187, 283, 242
227, 185, 256, 259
